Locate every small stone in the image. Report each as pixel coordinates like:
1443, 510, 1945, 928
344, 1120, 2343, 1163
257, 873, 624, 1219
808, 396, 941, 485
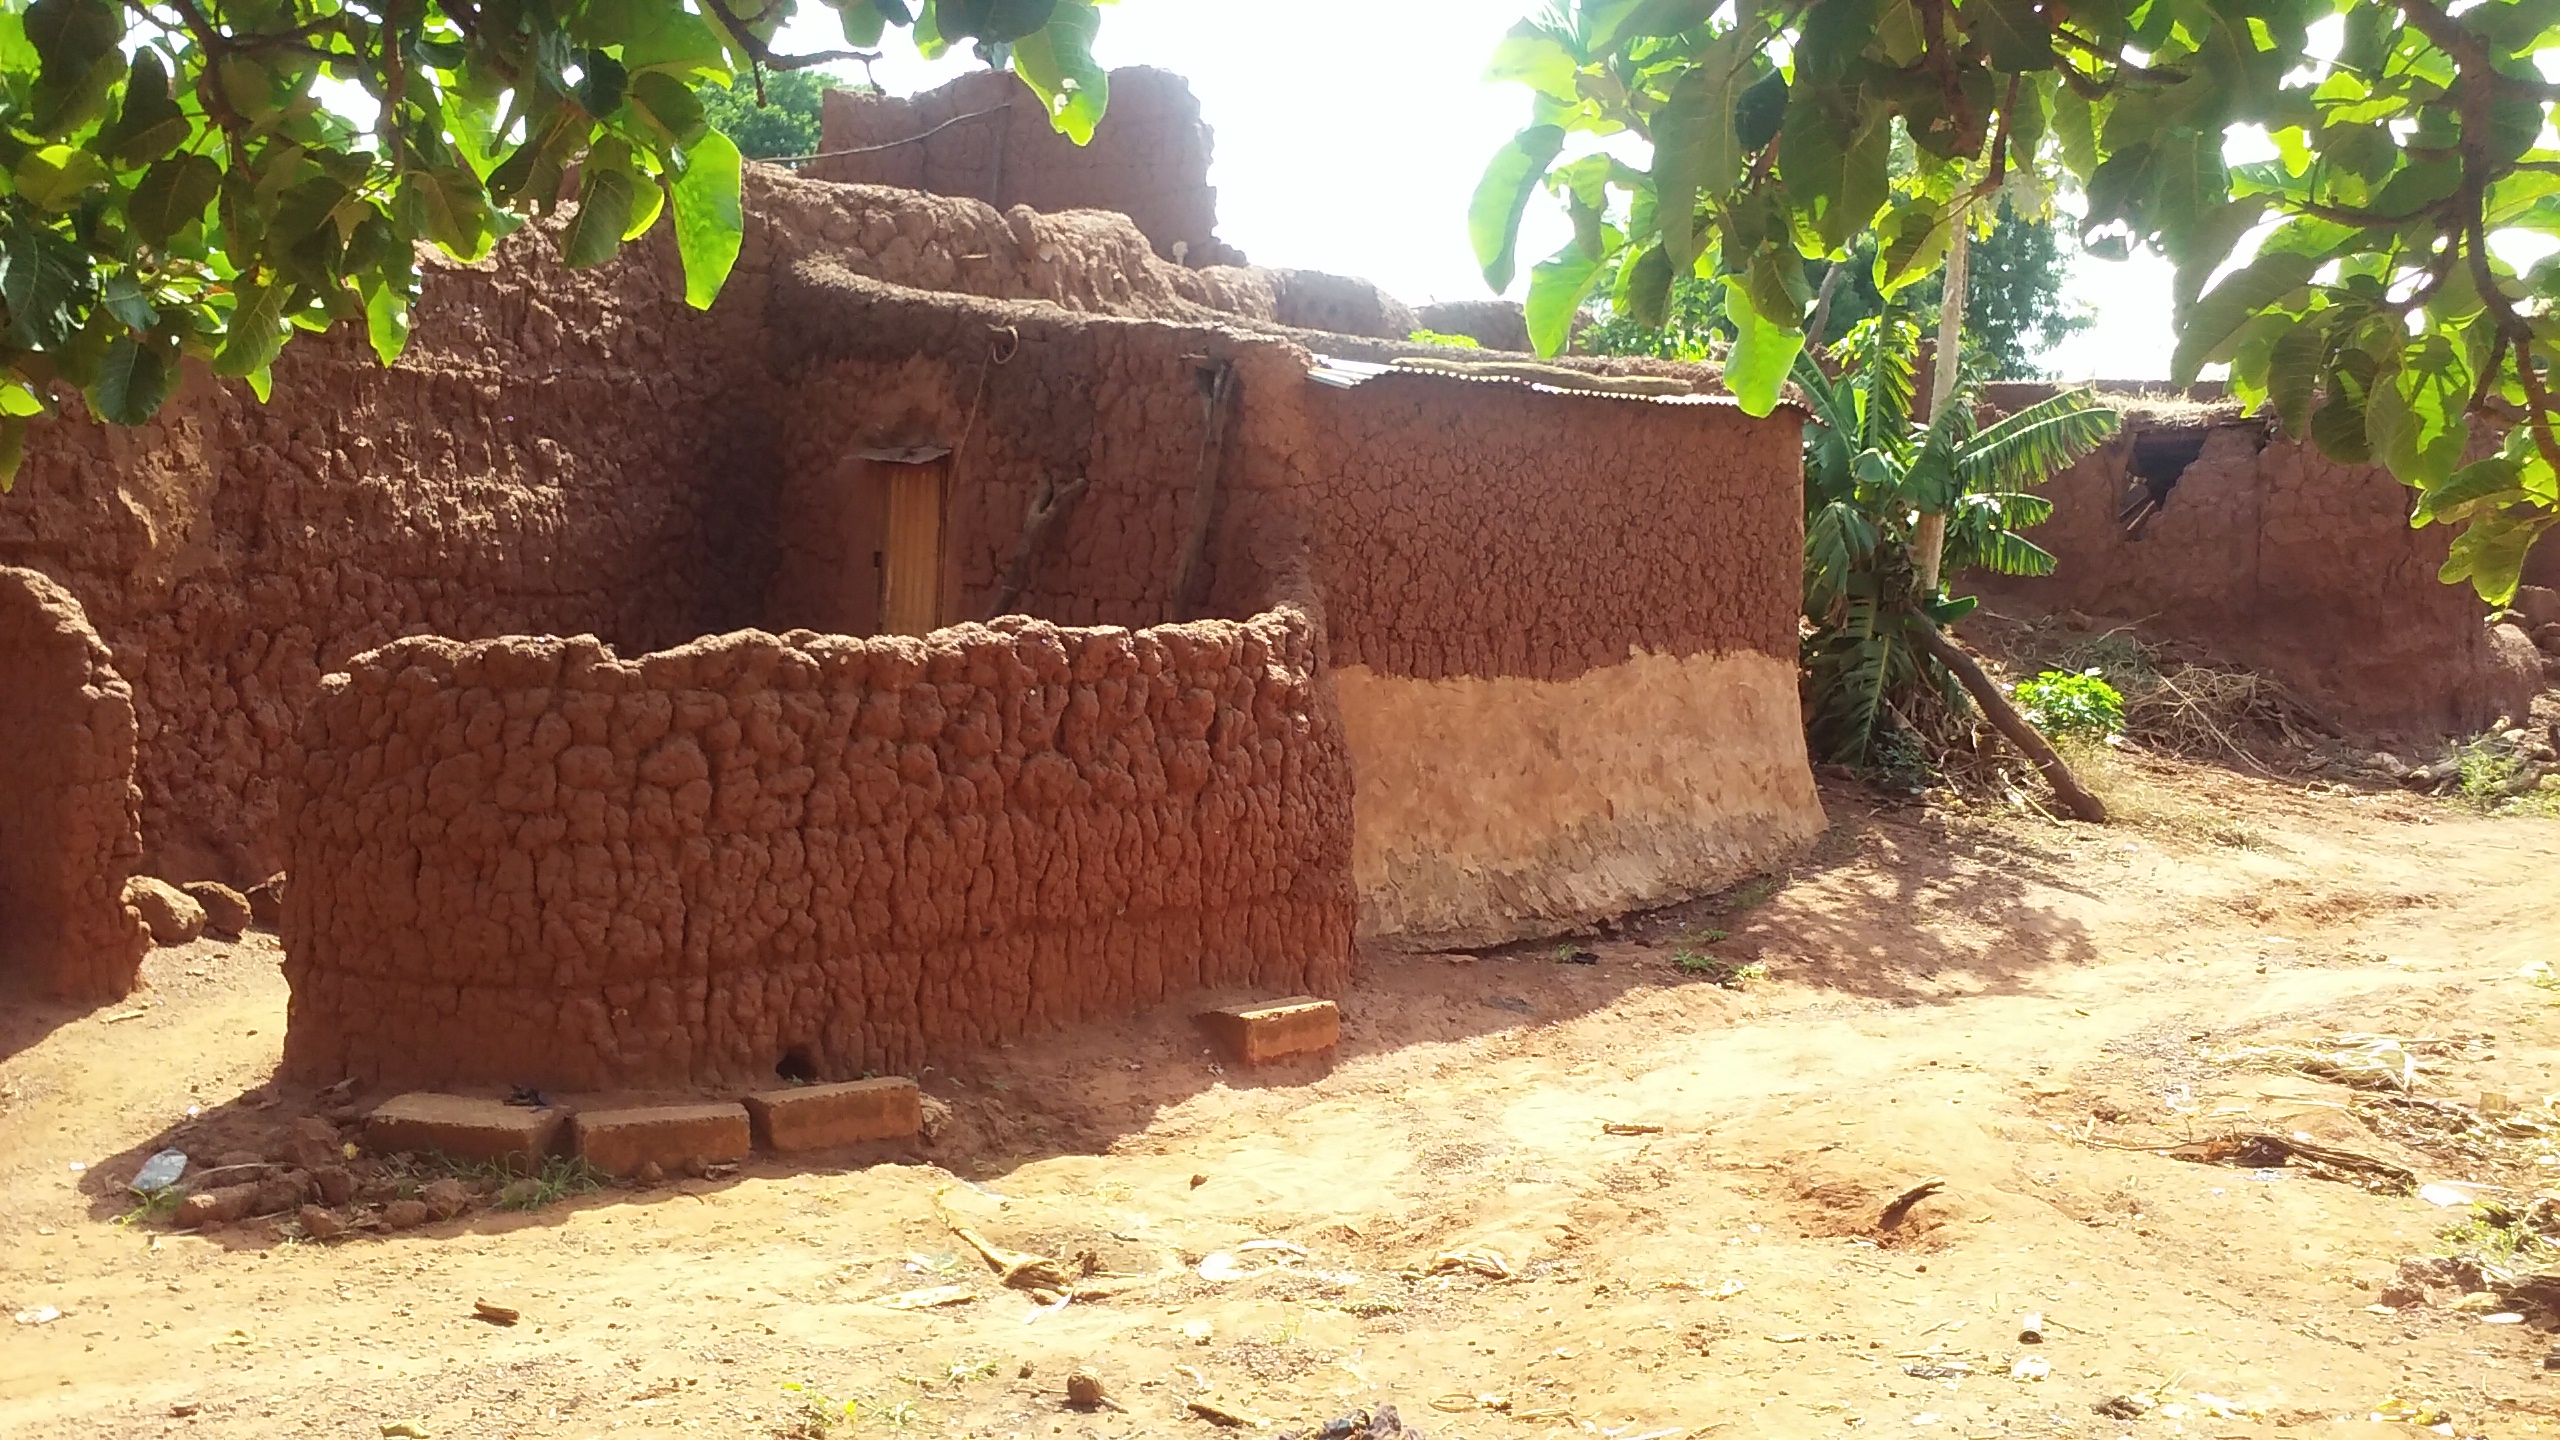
285, 1117, 340, 1170
682, 1156, 709, 1179
495, 1178, 542, 1209
180, 882, 251, 939
245, 872, 286, 927
419, 1178, 471, 1221
124, 877, 205, 946
380, 1199, 431, 1230
2377, 1284, 2424, 1308
632, 1161, 665, 1186
312, 1166, 355, 1207
1065, 1369, 1109, 1409
298, 1205, 346, 1241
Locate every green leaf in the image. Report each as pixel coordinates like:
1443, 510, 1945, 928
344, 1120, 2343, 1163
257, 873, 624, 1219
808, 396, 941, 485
1470, 125, 1566, 293
940, 0, 1057, 42
1783, 80, 1891, 252
361, 276, 411, 367
0, 209, 92, 350
1719, 274, 1803, 417
2441, 512, 2549, 605
2266, 315, 2325, 439
563, 158, 640, 269
1650, 32, 1748, 273
2416, 453, 2525, 526
1486, 20, 1580, 102
2052, 87, 2098, 181
576, 49, 628, 120
88, 332, 173, 425
99, 272, 155, 331
1526, 238, 1611, 356
2309, 383, 2371, 464
628, 72, 711, 148
1012, 0, 1107, 144
99, 47, 187, 166
1734, 70, 1788, 152
2170, 249, 2318, 382
0, 415, 24, 492
0, 381, 46, 416
213, 281, 291, 378
1965, 0, 2055, 70
12, 144, 105, 210
670, 130, 745, 310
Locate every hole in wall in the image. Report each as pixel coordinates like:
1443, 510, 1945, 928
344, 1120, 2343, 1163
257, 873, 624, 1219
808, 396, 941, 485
2117, 425, 2213, 538
775, 1046, 820, 1083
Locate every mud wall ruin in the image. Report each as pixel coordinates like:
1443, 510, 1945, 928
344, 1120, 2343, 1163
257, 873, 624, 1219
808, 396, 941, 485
0, 567, 148, 999
280, 615, 1351, 1089
1969, 389, 2535, 733
812, 67, 1243, 267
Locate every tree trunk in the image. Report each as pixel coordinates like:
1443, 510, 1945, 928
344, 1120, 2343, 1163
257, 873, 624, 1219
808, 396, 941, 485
1908, 612, 2109, 823
1913, 205, 1972, 595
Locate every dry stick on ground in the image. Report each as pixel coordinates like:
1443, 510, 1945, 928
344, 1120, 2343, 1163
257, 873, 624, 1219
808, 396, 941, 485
1173, 360, 1239, 621
1909, 613, 2109, 822
986, 474, 1090, 619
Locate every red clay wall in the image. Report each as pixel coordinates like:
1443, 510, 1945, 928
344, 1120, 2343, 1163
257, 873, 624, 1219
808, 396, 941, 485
810, 67, 1241, 267
1969, 406, 2533, 733
1291, 376, 1804, 683
0, 567, 148, 999
278, 614, 1351, 1089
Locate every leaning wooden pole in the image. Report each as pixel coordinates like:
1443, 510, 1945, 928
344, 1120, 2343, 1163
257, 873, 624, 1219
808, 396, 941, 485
1909, 612, 2109, 823
1173, 360, 1239, 621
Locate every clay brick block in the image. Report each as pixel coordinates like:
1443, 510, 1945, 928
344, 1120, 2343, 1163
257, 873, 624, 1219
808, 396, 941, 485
1198, 997, 1340, 1065
744, 1078, 922, 1153
364, 1093, 564, 1166
574, 1103, 750, 1177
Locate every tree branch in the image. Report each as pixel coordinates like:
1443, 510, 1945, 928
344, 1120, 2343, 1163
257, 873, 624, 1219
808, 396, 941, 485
698, 0, 881, 73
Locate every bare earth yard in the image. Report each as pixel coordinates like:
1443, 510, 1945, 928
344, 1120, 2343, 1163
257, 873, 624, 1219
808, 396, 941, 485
6, 762, 2560, 1439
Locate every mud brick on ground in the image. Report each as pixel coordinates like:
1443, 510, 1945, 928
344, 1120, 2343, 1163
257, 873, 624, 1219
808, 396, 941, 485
574, 1103, 750, 1176
744, 1077, 921, 1152
1199, 997, 1340, 1065
364, 1094, 566, 1166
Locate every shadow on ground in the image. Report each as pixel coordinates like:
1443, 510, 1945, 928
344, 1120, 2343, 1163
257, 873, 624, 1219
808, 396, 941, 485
63, 780, 2119, 1247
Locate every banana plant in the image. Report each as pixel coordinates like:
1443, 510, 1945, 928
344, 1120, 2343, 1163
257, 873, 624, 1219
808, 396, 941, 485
1797, 308, 2120, 767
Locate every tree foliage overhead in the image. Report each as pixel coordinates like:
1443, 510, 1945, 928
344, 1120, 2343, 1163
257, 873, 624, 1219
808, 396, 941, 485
0, 0, 1113, 486
697, 65, 832, 161
1475, 0, 2560, 600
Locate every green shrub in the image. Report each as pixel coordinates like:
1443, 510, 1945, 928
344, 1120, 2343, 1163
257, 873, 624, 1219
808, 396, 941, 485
1406, 328, 1483, 349
2014, 669, 2124, 740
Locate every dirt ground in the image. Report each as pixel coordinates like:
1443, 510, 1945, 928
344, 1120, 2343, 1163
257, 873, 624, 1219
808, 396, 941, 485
7, 760, 2560, 1440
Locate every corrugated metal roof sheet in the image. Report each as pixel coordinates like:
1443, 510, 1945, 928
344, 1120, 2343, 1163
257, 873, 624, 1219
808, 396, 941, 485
1305, 355, 1797, 415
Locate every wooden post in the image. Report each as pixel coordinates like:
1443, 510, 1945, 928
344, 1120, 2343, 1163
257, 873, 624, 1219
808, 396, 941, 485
1173, 361, 1238, 621
1910, 611, 2108, 823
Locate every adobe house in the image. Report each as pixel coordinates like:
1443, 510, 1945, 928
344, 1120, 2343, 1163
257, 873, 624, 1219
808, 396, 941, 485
0, 114, 1821, 1084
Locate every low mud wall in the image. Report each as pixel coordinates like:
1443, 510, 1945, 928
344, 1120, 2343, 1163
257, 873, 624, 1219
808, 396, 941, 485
279, 615, 1352, 1090
0, 568, 147, 998
1970, 399, 2533, 733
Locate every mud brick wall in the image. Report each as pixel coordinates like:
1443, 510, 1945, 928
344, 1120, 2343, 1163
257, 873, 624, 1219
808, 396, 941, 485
811, 67, 1240, 267
1969, 405, 2533, 733
278, 615, 1352, 1090
0, 567, 148, 998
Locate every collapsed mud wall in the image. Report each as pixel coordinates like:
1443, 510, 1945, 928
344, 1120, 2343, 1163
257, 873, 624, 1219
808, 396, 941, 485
1969, 397, 2534, 733
280, 615, 1352, 1089
812, 67, 1241, 267
0, 568, 147, 998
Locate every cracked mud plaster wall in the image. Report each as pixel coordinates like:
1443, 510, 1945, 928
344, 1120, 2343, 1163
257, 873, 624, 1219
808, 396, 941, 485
812, 67, 1239, 267
0, 567, 148, 998
279, 616, 1352, 1090
1287, 376, 1823, 941
1971, 424, 2534, 734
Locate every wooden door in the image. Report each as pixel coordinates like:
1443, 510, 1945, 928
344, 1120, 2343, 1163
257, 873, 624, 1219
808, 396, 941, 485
876, 455, 950, 636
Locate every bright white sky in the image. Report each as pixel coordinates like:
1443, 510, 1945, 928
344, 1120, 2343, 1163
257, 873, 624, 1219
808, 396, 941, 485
776, 0, 2186, 379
